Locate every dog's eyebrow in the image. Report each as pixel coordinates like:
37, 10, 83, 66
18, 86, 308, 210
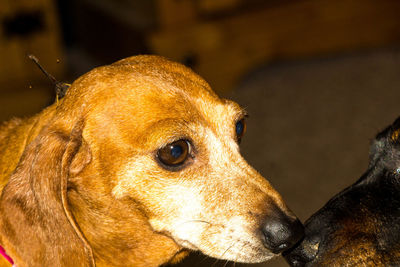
392, 129, 400, 141
239, 109, 249, 119
142, 118, 197, 148
222, 99, 248, 121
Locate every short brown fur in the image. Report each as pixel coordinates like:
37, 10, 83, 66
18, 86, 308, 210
0, 56, 298, 267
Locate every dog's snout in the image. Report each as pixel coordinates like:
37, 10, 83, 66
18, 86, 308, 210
261, 214, 304, 254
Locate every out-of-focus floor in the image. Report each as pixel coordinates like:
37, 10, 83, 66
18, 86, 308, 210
1, 48, 400, 267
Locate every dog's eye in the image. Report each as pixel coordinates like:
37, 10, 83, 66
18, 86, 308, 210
235, 119, 246, 143
157, 140, 190, 167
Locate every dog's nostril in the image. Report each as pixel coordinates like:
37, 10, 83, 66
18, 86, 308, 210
261, 217, 304, 254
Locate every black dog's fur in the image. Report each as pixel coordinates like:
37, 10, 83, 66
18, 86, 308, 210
285, 117, 400, 266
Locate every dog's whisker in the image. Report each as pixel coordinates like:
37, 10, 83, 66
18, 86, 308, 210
232, 253, 237, 267
195, 253, 212, 267
175, 219, 212, 228
220, 241, 236, 259
195, 252, 214, 267
209, 240, 236, 267
211, 258, 221, 267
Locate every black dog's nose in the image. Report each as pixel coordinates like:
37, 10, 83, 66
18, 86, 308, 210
261, 215, 304, 254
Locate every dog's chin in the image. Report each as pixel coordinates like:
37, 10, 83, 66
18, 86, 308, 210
150, 217, 275, 263
198, 240, 275, 263
171, 230, 275, 263
208, 246, 276, 264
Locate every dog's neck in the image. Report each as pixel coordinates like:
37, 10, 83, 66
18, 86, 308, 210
68, 184, 187, 267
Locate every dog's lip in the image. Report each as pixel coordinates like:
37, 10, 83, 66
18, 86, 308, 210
199, 238, 275, 263
175, 237, 201, 251
170, 222, 275, 262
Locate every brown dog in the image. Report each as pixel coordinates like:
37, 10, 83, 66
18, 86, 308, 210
0, 55, 303, 267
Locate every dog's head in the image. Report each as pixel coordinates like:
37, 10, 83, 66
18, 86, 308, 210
0, 56, 303, 266
285, 117, 400, 266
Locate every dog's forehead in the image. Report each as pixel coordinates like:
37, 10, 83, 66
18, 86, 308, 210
113, 55, 217, 98
80, 55, 220, 104
111, 56, 238, 118
74, 56, 244, 146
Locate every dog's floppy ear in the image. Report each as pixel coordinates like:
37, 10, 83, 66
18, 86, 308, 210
0, 119, 95, 267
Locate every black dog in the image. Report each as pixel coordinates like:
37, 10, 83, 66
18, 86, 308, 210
285, 117, 400, 266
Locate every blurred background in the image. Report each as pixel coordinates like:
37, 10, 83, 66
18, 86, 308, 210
1, 0, 400, 266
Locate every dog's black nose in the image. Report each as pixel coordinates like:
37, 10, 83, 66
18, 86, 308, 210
261, 215, 304, 254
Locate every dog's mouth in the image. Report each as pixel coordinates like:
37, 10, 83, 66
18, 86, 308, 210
167, 219, 276, 263
149, 200, 304, 263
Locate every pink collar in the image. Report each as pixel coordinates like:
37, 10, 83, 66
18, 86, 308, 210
0, 245, 13, 265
